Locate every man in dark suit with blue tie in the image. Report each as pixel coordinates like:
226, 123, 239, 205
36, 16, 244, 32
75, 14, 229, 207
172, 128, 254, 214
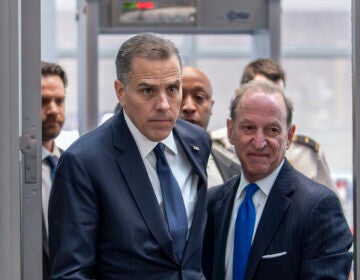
41, 61, 67, 280
48, 32, 211, 280
202, 80, 353, 280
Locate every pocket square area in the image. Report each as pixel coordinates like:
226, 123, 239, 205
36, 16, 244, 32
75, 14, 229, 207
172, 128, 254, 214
262, 252, 287, 259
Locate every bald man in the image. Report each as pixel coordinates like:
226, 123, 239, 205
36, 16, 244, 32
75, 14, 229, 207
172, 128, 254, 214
180, 66, 241, 187
180, 66, 214, 128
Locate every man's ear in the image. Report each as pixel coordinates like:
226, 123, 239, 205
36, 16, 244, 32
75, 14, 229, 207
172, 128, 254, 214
114, 79, 126, 107
227, 118, 235, 145
210, 99, 215, 116
286, 124, 296, 149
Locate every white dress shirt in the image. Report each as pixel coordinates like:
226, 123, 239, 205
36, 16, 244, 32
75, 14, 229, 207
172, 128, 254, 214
124, 112, 199, 231
42, 144, 61, 236
224, 160, 284, 280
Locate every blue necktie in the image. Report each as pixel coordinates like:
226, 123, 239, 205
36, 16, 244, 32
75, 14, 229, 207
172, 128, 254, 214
154, 143, 188, 262
233, 183, 259, 280
46, 155, 58, 182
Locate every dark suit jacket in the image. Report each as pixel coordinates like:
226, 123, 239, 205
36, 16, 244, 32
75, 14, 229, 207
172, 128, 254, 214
43, 222, 50, 280
48, 111, 211, 280
43, 147, 63, 280
203, 160, 353, 280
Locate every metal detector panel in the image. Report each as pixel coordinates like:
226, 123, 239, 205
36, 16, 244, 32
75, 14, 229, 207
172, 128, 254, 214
112, 0, 196, 25
101, 0, 268, 33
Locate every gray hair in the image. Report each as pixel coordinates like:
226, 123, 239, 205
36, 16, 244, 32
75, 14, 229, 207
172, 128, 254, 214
115, 33, 182, 87
230, 80, 294, 128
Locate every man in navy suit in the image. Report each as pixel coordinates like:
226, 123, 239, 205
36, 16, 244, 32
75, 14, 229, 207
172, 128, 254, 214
48, 33, 211, 280
202, 80, 352, 279
41, 61, 67, 280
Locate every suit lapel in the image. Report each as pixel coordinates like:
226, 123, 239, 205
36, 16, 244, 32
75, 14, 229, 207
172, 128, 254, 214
172, 121, 208, 263
173, 121, 207, 182
245, 160, 295, 280
183, 178, 207, 263
44, 146, 62, 257
112, 112, 175, 261
212, 176, 240, 279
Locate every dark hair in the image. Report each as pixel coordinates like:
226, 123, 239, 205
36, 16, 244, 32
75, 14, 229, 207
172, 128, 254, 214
230, 80, 294, 129
41, 61, 68, 88
115, 33, 182, 87
241, 58, 286, 86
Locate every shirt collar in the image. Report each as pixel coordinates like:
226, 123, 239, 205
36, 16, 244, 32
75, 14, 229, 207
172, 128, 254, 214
123, 111, 177, 159
237, 159, 285, 199
42, 144, 61, 160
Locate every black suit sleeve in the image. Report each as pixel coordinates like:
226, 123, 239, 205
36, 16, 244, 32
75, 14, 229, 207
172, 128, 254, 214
48, 151, 98, 279
202, 189, 217, 278
300, 192, 353, 279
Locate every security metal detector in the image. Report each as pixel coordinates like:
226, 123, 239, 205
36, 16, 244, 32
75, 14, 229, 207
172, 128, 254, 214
77, 0, 281, 133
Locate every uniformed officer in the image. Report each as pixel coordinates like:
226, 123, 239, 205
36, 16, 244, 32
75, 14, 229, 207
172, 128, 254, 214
288, 134, 335, 188
180, 66, 240, 187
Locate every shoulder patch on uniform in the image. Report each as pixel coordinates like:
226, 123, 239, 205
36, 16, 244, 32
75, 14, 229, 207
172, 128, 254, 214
292, 134, 319, 152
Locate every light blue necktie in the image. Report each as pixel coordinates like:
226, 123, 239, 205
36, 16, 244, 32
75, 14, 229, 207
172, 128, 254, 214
46, 155, 58, 182
233, 183, 259, 280
154, 143, 188, 262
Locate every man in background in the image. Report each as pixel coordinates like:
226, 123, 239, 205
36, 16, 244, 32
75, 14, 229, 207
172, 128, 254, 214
179, 66, 240, 187
41, 61, 67, 280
